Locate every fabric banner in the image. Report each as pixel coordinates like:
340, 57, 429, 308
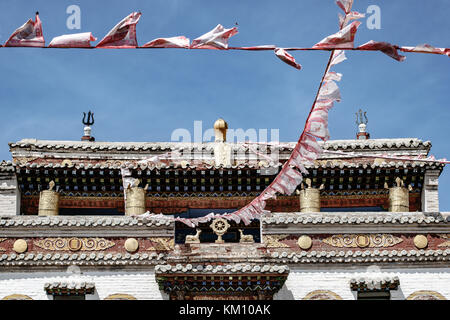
48, 32, 96, 48
190, 24, 238, 49
142, 36, 190, 48
96, 12, 141, 48
336, 0, 354, 14
313, 21, 361, 49
358, 40, 406, 61
317, 79, 341, 102
400, 44, 450, 57
330, 50, 347, 66
4, 12, 44, 47
274, 48, 302, 69
339, 11, 365, 28
324, 71, 342, 82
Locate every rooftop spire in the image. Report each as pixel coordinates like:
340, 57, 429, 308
355, 108, 370, 140
81, 111, 95, 141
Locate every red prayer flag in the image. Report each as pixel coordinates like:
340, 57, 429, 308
400, 44, 450, 57
358, 40, 406, 62
190, 24, 238, 49
96, 12, 141, 48
313, 21, 361, 49
142, 36, 190, 48
48, 32, 96, 48
4, 12, 44, 47
274, 48, 302, 70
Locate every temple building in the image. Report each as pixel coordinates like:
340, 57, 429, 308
0, 114, 449, 300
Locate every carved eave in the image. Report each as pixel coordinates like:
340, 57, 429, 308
262, 211, 450, 234
155, 263, 289, 298
44, 281, 95, 295
0, 215, 174, 237
350, 276, 400, 292
0, 161, 15, 173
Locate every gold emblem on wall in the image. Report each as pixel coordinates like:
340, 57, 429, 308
297, 235, 312, 250
323, 234, 403, 248
147, 237, 175, 251
262, 235, 290, 248
438, 234, 450, 247
61, 159, 73, 167
13, 239, 28, 253
14, 157, 38, 166
34, 237, 115, 251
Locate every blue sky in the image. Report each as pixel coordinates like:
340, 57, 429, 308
0, 0, 449, 209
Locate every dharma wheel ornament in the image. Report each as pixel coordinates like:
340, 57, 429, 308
210, 217, 230, 244
38, 181, 59, 216
125, 179, 148, 216
297, 178, 324, 213
385, 177, 413, 212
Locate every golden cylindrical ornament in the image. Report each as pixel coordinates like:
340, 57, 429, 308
299, 188, 320, 212
38, 190, 59, 216
389, 186, 409, 212
125, 187, 146, 216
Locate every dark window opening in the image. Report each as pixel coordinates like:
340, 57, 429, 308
59, 208, 123, 216
53, 294, 86, 300
324, 206, 386, 212
357, 291, 391, 300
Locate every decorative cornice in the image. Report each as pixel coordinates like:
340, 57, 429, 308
9, 138, 431, 153
44, 281, 95, 295
0, 251, 167, 267
268, 248, 450, 264
350, 276, 400, 291
0, 216, 174, 228
263, 212, 450, 226
0, 161, 15, 172
322, 234, 403, 248
155, 263, 289, 274
34, 237, 115, 251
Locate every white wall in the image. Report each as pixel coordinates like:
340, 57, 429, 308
275, 266, 450, 300
0, 270, 168, 300
0, 174, 20, 216
1, 267, 448, 300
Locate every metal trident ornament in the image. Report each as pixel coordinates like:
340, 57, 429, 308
355, 109, 368, 126
82, 111, 94, 126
